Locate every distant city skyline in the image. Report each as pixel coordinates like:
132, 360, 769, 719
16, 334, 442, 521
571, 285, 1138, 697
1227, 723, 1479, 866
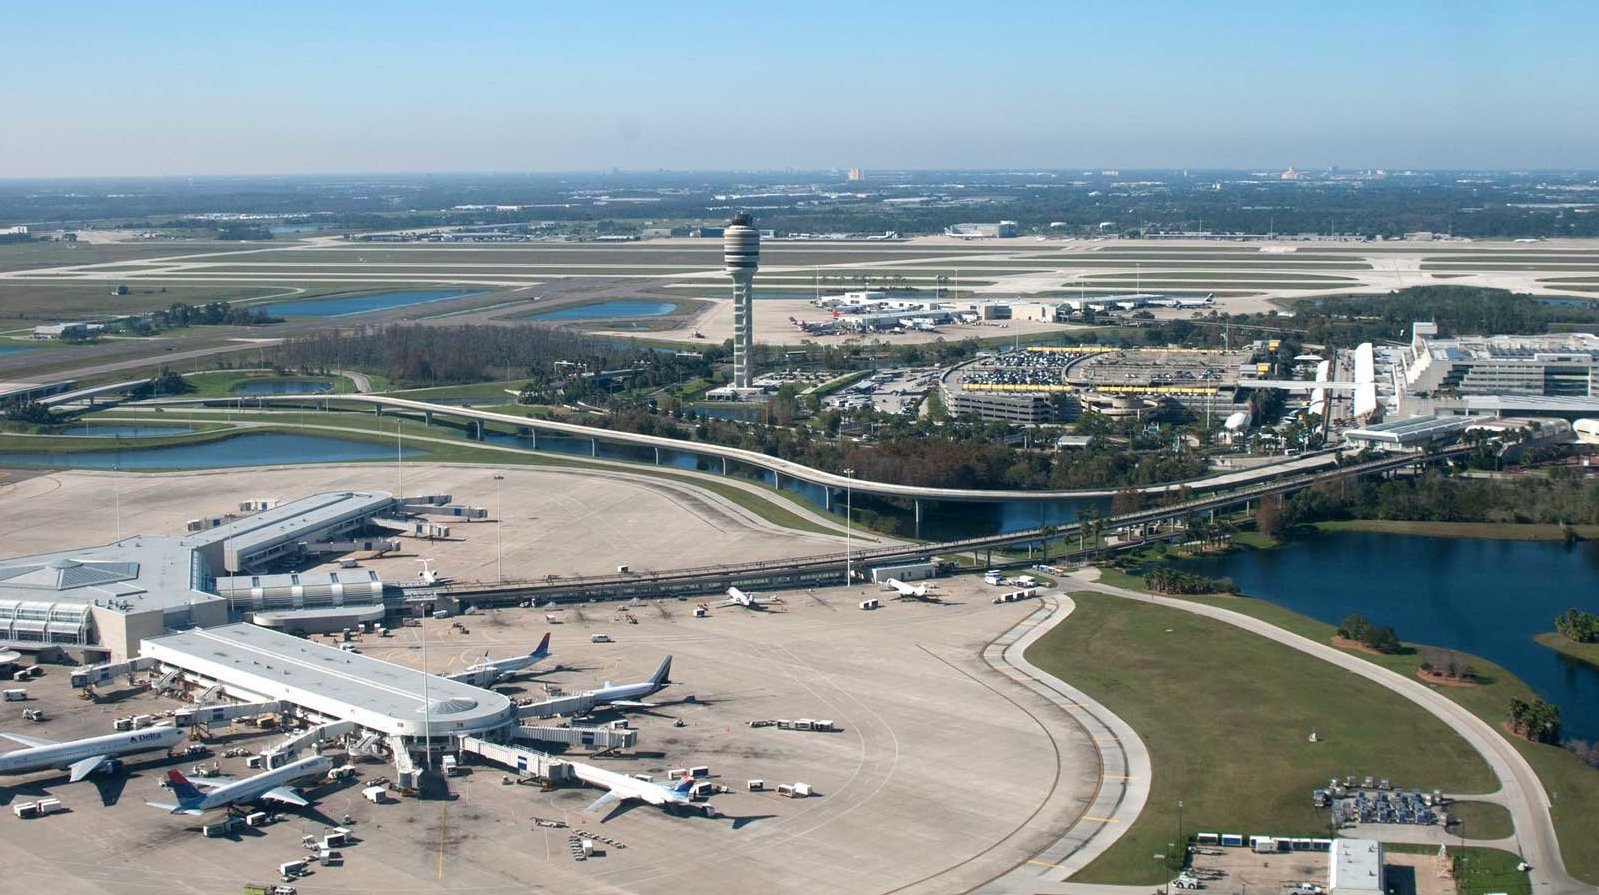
2, 0, 1596, 177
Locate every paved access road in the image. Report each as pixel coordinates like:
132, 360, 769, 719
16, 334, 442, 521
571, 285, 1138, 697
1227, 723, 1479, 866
1072, 572, 1595, 895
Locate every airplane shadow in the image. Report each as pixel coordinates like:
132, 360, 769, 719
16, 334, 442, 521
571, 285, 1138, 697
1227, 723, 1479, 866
92, 774, 129, 807
597, 799, 645, 824
724, 812, 778, 830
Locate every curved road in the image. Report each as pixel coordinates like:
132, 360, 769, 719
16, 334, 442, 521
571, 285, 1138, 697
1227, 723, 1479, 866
1071, 572, 1592, 895
168, 391, 1346, 502
973, 592, 1152, 894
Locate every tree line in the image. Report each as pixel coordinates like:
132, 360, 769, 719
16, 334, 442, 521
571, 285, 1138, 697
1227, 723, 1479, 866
1555, 609, 1599, 644
1336, 613, 1403, 654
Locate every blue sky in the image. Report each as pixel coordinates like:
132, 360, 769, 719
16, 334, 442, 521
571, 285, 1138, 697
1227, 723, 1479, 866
2, 0, 1595, 176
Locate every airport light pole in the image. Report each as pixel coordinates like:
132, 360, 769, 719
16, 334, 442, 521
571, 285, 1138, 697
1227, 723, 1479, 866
493, 474, 504, 585
843, 468, 854, 586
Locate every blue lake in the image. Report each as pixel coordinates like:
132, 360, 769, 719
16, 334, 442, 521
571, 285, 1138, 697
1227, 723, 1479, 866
263, 290, 479, 318
1177, 531, 1599, 741
0, 344, 37, 356
525, 300, 678, 322
0, 433, 416, 470
233, 379, 334, 395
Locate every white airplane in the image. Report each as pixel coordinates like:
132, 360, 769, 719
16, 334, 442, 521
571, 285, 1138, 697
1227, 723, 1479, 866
147, 754, 334, 815
586, 656, 673, 708
417, 558, 447, 586
574, 764, 712, 818
445, 633, 552, 686
1150, 293, 1216, 309
0, 725, 186, 783
713, 587, 782, 611
883, 578, 930, 599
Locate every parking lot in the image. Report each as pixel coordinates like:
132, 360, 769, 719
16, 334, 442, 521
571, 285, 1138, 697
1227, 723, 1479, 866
0, 576, 1098, 895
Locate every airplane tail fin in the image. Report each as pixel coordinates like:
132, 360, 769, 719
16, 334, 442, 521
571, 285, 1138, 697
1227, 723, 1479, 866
165, 769, 205, 810
531, 632, 551, 660
670, 774, 695, 794
650, 656, 672, 687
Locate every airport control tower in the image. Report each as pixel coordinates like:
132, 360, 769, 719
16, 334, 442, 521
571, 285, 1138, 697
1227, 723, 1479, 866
724, 212, 760, 389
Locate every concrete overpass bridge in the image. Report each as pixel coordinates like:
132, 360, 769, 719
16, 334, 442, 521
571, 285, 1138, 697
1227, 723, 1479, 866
149, 392, 1348, 517
424, 445, 1465, 608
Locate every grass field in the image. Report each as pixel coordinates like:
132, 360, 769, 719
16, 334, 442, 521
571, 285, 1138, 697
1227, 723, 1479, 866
0, 281, 302, 324
1313, 520, 1599, 541
0, 241, 243, 273
1157, 594, 1599, 884
1027, 591, 1496, 885
1446, 800, 1515, 840
1533, 633, 1599, 671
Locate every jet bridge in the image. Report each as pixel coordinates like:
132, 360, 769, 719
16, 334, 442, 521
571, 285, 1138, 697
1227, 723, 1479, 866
515, 724, 637, 751
70, 656, 158, 689
516, 693, 598, 720
173, 700, 288, 728
456, 735, 574, 782
262, 719, 359, 768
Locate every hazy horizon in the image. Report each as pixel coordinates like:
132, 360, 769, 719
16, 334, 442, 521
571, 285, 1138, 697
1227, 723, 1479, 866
4, 0, 1596, 178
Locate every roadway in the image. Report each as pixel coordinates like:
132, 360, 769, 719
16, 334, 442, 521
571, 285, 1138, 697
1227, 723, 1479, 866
165, 391, 1349, 503
1069, 571, 1592, 895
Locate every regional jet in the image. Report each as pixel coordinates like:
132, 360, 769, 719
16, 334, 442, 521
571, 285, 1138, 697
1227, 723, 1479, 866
713, 587, 782, 611
147, 754, 333, 815
586, 656, 673, 708
0, 725, 186, 784
445, 633, 552, 686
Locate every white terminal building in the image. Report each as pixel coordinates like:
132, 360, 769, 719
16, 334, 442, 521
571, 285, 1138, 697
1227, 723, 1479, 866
143, 623, 515, 740
1399, 322, 1599, 416
0, 490, 468, 662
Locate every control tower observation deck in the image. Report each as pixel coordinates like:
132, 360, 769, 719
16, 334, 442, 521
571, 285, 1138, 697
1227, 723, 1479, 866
723, 213, 761, 389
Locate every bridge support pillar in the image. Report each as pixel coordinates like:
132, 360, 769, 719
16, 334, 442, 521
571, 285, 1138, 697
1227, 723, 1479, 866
590, 438, 597, 457
529, 428, 537, 449
474, 420, 484, 441
373, 406, 382, 417
914, 499, 922, 540
654, 447, 661, 465
424, 410, 432, 427
774, 471, 781, 490
824, 488, 833, 512
721, 457, 728, 476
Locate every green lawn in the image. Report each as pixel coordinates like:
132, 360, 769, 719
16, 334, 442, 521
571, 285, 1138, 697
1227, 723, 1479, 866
1163, 594, 1599, 885
1447, 800, 1515, 840
1027, 592, 1496, 885
1314, 519, 1599, 541
1533, 633, 1599, 671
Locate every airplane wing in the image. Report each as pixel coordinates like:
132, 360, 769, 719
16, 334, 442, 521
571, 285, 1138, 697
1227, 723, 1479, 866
584, 790, 622, 815
711, 598, 738, 608
0, 731, 57, 748
605, 700, 656, 709
262, 786, 310, 807
68, 754, 111, 782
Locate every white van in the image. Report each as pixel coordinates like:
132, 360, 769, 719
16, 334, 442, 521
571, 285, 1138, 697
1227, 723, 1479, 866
590, 634, 613, 643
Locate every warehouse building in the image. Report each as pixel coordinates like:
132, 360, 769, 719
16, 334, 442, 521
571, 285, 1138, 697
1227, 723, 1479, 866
1328, 838, 1384, 895
0, 490, 416, 661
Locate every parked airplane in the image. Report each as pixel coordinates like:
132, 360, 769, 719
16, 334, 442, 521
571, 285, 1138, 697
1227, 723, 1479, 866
883, 578, 929, 599
1149, 293, 1215, 309
586, 656, 673, 708
0, 725, 185, 783
445, 633, 552, 686
573, 764, 713, 818
147, 754, 334, 815
416, 558, 450, 586
713, 587, 782, 611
